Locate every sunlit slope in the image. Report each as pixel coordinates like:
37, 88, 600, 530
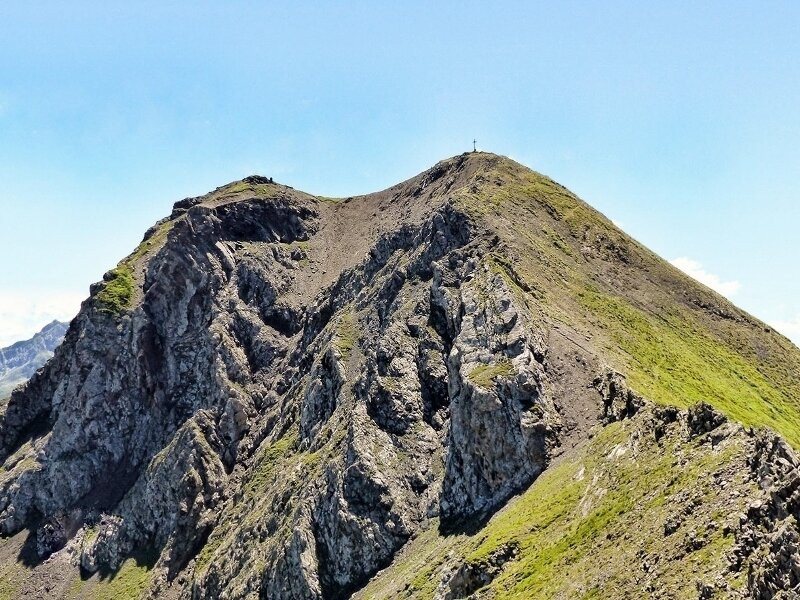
452, 155, 800, 446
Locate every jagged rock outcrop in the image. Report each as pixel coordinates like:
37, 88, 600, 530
735, 433, 800, 598
594, 367, 643, 423
434, 542, 519, 600
0, 152, 799, 599
439, 265, 559, 525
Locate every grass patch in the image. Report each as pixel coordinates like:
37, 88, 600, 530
194, 528, 226, 576
219, 181, 278, 199
225, 181, 252, 194
467, 360, 514, 388
84, 524, 100, 545
243, 432, 298, 501
96, 266, 134, 315
0, 566, 20, 600
94, 220, 175, 316
66, 548, 158, 600
128, 221, 175, 265
280, 240, 311, 266
289, 240, 310, 252
130, 221, 175, 266
91, 550, 156, 600
333, 310, 359, 359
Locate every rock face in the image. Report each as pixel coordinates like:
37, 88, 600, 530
0, 320, 68, 399
0, 152, 799, 599
438, 268, 558, 525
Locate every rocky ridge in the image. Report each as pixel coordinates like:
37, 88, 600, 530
0, 153, 798, 599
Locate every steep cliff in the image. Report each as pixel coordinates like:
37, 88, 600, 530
0, 154, 799, 599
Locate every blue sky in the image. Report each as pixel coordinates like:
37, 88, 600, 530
0, 1, 798, 346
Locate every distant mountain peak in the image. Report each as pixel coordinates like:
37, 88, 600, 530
0, 320, 68, 399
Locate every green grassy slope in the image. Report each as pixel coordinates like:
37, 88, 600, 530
453, 154, 800, 447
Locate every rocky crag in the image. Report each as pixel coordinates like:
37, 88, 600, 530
0, 154, 799, 599
0, 321, 68, 400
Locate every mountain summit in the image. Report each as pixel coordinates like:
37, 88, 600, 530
1, 153, 799, 599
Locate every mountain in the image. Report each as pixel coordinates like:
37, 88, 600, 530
0, 321, 68, 400
0, 153, 799, 599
